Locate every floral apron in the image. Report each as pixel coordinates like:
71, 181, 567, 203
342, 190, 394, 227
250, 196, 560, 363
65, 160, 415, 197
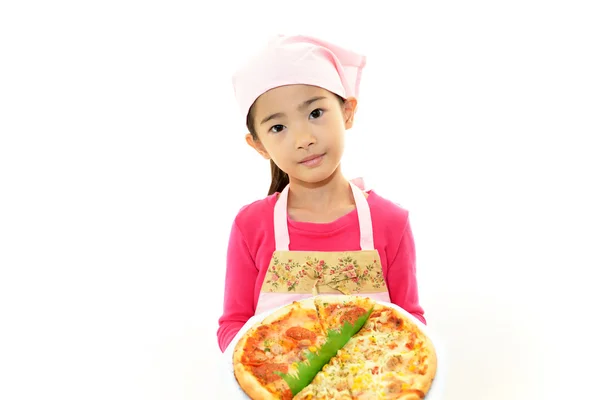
254, 181, 391, 315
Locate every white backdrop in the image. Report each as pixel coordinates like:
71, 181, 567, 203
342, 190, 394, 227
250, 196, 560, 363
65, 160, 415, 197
1, 1, 599, 399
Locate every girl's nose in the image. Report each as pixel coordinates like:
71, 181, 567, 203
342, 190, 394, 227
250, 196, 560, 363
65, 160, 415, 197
294, 129, 316, 149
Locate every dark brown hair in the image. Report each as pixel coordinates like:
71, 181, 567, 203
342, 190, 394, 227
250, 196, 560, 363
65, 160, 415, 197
246, 93, 346, 196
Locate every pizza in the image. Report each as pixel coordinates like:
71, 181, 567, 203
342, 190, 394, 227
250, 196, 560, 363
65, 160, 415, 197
233, 298, 329, 399
232, 295, 437, 400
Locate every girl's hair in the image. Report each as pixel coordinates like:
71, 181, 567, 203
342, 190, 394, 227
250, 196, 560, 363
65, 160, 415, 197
246, 93, 347, 196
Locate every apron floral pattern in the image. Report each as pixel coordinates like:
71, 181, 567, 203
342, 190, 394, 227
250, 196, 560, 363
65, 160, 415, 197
254, 182, 391, 315
263, 252, 387, 295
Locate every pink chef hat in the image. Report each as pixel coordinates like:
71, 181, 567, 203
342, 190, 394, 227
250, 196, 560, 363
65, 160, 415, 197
232, 34, 367, 120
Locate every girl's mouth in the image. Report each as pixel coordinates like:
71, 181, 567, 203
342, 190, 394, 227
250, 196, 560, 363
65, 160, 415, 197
299, 153, 325, 167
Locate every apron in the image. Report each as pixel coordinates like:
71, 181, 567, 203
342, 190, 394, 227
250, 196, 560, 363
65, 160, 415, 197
254, 181, 391, 315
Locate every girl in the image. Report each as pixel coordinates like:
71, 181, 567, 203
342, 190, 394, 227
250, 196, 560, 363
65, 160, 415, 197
217, 34, 425, 352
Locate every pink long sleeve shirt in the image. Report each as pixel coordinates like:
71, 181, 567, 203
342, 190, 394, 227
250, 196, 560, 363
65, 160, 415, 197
216, 190, 425, 352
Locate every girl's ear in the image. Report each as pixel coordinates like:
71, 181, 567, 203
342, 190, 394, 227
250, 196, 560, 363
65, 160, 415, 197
245, 133, 270, 160
343, 97, 358, 129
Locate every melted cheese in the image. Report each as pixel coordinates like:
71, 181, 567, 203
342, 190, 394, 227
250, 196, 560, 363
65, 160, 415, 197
255, 301, 432, 398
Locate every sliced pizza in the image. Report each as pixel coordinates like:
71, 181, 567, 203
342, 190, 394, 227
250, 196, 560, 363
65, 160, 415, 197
293, 351, 358, 400
357, 305, 437, 399
232, 296, 437, 400
313, 295, 376, 333
233, 299, 328, 400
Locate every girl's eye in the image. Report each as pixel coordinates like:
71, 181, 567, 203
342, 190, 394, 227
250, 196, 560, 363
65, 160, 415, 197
269, 124, 285, 133
309, 108, 324, 119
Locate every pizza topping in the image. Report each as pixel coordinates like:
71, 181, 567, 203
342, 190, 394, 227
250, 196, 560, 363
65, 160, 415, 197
276, 386, 293, 400
384, 355, 402, 371
340, 306, 367, 326
285, 326, 317, 342
324, 303, 341, 315
278, 336, 298, 350
278, 305, 374, 397
378, 310, 390, 323
243, 349, 269, 365
234, 297, 435, 400
254, 325, 272, 341
349, 372, 375, 391
250, 363, 289, 384
268, 342, 285, 355
404, 389, 426, 398
386, 314, 404, 329
385, 380, 405, 394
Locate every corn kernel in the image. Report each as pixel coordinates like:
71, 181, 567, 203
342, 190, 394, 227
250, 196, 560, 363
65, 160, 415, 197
309, 346, 317, 352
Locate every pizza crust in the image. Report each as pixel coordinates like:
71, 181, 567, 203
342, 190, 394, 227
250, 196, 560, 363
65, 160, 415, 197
314, 294, 374, 307
233, 362, 279, 400
232, 296, 439, 399
418, 334, 438, 394
232, 300, 322, 399
232, 316, 282, 399
376, 306, 438, 397
396, 392, 425, 400
260, 298, 318, 325
232, 316, 265, 364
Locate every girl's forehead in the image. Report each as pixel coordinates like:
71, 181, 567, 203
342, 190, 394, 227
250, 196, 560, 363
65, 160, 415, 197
254, 85, 333, 110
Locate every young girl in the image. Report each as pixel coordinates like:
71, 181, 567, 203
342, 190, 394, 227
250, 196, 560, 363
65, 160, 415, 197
217, 34, 425, 352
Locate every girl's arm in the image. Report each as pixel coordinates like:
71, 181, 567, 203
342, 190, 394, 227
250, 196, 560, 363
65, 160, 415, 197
217, 220, 258, 352
386, 218, 426, 324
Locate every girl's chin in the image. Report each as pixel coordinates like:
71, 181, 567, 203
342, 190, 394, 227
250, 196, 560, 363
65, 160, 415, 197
290, 169, 341, 186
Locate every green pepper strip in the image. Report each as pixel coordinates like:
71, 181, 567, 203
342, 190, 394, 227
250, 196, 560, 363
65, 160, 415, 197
276, 307, 374, 396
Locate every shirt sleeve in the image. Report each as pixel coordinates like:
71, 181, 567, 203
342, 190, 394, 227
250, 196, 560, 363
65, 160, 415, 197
216, 219, 258, 352
386, 217, 427, 325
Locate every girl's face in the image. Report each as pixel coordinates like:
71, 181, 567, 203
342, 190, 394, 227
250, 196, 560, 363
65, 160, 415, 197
246, 84, 357, 186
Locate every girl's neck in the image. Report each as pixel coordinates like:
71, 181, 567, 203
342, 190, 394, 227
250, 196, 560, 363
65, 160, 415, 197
287, 167, 354, 213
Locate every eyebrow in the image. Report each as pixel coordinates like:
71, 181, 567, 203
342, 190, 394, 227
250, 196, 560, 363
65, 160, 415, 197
259, 96, 327, 125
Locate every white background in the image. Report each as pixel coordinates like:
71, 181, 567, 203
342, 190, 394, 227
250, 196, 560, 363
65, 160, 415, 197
1, 1, 599, 399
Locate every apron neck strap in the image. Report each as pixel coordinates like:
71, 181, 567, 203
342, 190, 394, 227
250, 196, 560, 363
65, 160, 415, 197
273, 181, 375, 251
